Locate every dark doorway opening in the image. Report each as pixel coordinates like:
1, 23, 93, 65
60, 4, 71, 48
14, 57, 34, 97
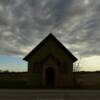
46, 67, 55, 87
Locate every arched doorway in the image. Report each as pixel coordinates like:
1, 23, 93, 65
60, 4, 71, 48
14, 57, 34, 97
46, 67, 55, 87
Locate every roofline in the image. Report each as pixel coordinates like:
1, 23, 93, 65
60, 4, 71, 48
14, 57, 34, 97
23, 34, 53, 61
23, 33, 77, 62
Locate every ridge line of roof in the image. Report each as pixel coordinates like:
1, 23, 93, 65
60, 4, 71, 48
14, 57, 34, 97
23, 33, 77, 62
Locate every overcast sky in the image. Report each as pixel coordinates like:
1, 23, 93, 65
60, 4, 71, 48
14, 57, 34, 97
0, 0, 100, 71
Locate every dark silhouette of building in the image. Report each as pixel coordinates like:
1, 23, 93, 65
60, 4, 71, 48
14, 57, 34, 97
23, 33, 77, 88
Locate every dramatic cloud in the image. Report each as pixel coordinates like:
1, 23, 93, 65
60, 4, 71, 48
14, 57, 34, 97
0, 0, 100, 58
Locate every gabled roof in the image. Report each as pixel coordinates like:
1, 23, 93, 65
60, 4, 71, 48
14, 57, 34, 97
23, 33, 77, 62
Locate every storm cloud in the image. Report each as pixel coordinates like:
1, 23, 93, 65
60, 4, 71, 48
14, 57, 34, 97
0, 0, 100, 58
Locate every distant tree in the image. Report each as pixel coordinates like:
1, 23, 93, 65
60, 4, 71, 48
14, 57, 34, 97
0, 70, 3, 72
73, 57, 81, 88
73, 60, 81, 72
3, 70, 9, 73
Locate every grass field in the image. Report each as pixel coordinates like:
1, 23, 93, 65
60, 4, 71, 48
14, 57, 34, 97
76, 72, 100, 89
0, 72, 100, 89
0, 79, 27, 89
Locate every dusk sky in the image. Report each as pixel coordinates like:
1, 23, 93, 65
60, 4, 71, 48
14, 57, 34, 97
0, 0, 100, 71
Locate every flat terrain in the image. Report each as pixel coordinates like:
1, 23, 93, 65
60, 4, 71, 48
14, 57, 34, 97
0, 90, 100, 100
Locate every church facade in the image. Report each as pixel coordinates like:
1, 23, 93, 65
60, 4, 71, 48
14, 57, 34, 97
23, 33, 77, 88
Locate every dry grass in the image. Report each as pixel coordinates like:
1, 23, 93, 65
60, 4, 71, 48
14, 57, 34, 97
75, 72, 100, 89
0, 72, 100, 89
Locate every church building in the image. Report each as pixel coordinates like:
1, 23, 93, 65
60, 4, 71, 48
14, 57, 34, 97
23, 33, 77, 88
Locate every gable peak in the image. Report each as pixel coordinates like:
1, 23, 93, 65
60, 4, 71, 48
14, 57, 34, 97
23, 33, 77, 62
45, 33, 57, 40
47, 33, 55, 37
